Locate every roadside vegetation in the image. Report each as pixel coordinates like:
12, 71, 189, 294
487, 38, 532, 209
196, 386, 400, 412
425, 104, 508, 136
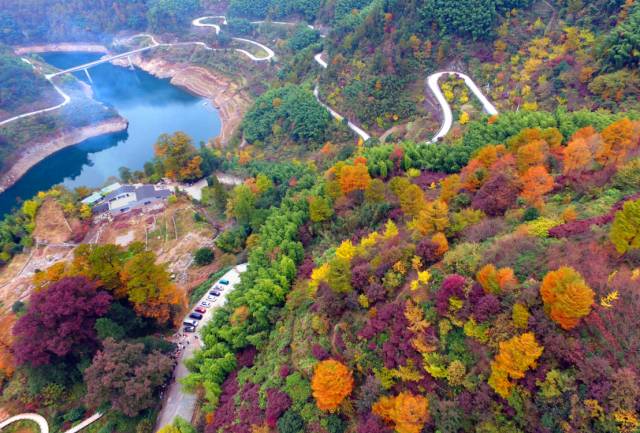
0, 1, 640, 433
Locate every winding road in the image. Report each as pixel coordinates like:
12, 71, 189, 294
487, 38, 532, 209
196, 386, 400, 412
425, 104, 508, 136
0, 411, 103, 433
2, 15, 497, 145
426, 71, 498, 142
0, 59, 71, 127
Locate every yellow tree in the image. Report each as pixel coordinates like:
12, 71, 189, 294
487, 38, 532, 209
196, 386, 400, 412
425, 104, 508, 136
438, 174, 461, 203
516, 140, 548, 173
410, 200, 449, 236
120, 251, 186, 325
540, 267, 595, 330
610, 199, 640, 254
488, 333, 543, 398
399, 184, 426, 218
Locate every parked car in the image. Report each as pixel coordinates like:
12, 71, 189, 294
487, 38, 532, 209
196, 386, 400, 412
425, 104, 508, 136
194, 307, 206, 314
214, 285, 224, 291
183, 326, 196, 333
206, 295, 217, 302
219, 279, 230, 285
200, 301, 212, 307
189, 312, 203, 320
209, 290, 221, 297
183, 319, 198, 327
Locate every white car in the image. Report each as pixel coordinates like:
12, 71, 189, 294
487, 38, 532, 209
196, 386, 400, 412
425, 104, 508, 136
206, 295, 217, 302
183, 319, 199, 327
200, 301, 212, 308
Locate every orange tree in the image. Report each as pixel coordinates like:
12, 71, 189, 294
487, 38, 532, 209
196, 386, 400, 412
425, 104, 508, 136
311, 359, 354, 411
540, 266, 595, 330
373, 392, 430, 433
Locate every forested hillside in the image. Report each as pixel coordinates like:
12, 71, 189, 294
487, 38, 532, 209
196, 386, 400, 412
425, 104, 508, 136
1, 0, 640, 433
0, 45, 60, 120
0, 0, 201, 43
258, 0, 640, 141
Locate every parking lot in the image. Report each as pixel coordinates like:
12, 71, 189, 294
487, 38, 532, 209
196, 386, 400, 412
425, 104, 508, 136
155, 263, 247, 431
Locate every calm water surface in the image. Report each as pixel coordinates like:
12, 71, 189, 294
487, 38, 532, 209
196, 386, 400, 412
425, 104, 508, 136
0, 52, 220, 216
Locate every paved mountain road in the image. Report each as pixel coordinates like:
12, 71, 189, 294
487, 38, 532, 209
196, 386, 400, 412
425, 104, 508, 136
154, 264, 247, 431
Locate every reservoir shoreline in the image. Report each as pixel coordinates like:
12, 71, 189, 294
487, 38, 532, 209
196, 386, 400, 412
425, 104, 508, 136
112, 54, 250, 146
2, 44, 248, 194
0, 117, 129, 193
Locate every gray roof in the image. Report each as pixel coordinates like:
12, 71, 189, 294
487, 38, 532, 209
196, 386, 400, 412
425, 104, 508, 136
103, 185, 136, 202
136, 185, 171, 200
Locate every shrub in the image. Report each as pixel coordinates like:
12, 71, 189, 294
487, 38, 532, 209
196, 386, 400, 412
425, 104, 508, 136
277, 410, 305, 433
442, 242, 483, 277
193, 247, 215, 266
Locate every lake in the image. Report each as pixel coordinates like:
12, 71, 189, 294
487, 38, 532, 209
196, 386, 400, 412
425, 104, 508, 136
0, 51, 221, 216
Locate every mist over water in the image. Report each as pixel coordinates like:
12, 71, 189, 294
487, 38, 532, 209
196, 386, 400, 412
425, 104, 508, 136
0, 52, 220, 216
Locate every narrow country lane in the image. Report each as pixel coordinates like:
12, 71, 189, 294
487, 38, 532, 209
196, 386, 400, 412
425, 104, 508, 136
312, 52, 498, 144
0, 411, 103, 433
154, 264, 248, 432
0, 59, 70, 127
426, 71, 499, 142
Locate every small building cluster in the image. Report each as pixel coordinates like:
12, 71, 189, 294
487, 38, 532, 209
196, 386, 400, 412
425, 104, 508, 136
81, 183, 172, 217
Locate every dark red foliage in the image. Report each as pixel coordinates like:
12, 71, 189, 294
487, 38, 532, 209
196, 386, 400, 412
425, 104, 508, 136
13, 276, 111, 366
390, 145, 404, 173
364, 281, 387, 304
238, 382, 263, 427
549, 192, 640, 239
311, 344, 329, 360
313, 282, 346, 319
547, 240, 617, 291
265, 388, 291, 427
436, 275, 466, 316
388, 207, 404, 222
416, 238, 442, 266
555, 166, 617, 194
351, 261, 371, 291
355, 375, 382, 414
359, 302, 427, 371
236, 346, 257, 368
279, 365, 291, 378
297, 256, 315, 279
473, 295, 501, 322
207, 371, 239, 433
83, 339, 173, 417
548, 215, 613, 238
297, 222, 314, 247
412, 171, 448, 191
462, 218, 506, 242
471, 173, 520, 216
357, 413, 392, 433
